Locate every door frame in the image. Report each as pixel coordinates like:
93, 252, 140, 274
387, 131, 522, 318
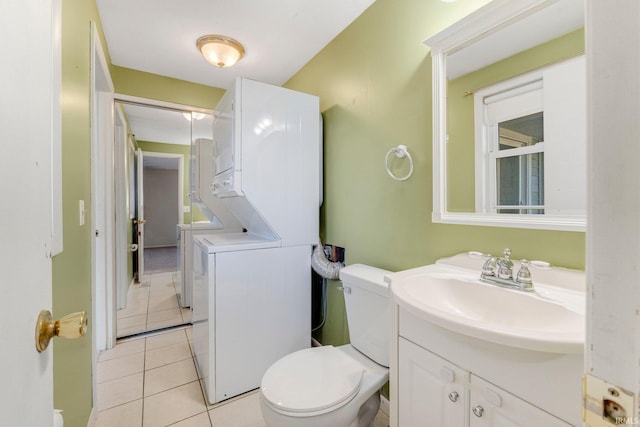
133, 150, 184, 284
90, 21, 115, 408
114, 104, 130, 310
141, 149, 185, 231
136, 148, 145, 280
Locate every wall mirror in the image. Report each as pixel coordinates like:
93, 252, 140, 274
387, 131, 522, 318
425, 0, 586, 231
113, 95, 214, 338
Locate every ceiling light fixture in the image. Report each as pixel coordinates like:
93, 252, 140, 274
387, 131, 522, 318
182, 112, 206, 121
196, 35, 245, 68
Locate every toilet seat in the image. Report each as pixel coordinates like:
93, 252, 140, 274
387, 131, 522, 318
261, 346, 364, 416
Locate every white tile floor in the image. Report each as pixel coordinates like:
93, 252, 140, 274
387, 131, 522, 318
117, 271, 191, 338
95, 326, 390, 427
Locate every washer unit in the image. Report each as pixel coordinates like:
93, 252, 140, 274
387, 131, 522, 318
192, 77, 320, 404
193, 233, 311, 402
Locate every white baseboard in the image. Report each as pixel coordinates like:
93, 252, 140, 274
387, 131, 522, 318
86, 407, 98, 427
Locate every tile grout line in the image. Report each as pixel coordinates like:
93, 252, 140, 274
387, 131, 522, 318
119, 270, 187, 339
145, 328, 210, 426
172, 276, 184, 324
186, 328, 215, 426
141, 335, 147, 427
144, 275, 151, 331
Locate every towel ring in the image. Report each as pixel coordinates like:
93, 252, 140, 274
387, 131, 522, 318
385, 145, 414, 181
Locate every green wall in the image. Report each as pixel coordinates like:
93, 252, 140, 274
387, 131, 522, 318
54, 7, 225, 424
53, 2, 106, 426
112, 65, 225, 108
285, 0, 586, 346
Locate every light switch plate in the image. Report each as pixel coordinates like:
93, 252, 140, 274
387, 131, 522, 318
584, 374, 635, 426
183, 205, 191, 213
79, 200, 85, 226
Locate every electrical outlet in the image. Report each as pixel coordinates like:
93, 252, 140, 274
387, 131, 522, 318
584, 374, 635, 426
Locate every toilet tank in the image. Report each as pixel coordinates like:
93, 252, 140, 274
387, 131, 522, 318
339, 264, 391, 367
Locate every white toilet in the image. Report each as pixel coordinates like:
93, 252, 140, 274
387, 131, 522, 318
259, 264, 391, 427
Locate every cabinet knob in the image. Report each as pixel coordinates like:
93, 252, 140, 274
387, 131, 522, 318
472, 405, 485, 417
448, 391, 459, 402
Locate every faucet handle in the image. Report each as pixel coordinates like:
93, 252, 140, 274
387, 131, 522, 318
516, 259, 534, 290
499, 247, 514, 271
482, 256, 497, 276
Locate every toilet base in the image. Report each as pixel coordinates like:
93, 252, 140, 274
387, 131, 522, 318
356, 393, 380, 427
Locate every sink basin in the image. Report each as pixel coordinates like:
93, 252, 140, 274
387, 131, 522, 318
388, 263, 585, 354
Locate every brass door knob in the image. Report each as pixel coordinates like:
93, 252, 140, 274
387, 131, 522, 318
136, 219, 146, 225
35, 310, 88, 352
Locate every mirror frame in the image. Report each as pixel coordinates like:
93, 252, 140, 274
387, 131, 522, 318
425, 0, 586, 232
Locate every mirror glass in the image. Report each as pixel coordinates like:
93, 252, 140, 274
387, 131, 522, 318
428, 0, 586, 231
115, 99, 214, 338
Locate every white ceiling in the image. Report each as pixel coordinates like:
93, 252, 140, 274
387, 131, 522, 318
97, 0, 376, 90
119, 103, 214, 146
447, 0, 584, 79
121, 103, 191, 145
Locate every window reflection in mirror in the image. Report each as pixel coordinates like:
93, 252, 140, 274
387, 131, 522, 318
445, 28, 584, 216
496, 113, 544, 215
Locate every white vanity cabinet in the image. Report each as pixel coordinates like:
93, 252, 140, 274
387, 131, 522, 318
398, 337, 467, 426
391, 305, 581, 427
398, 336, 571, 427
388, 254, 585, 426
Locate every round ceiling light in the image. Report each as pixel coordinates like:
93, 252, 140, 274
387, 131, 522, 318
196, 35, 245, 68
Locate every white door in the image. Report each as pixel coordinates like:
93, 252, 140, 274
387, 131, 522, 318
137, 149, 145, 279
0, 0, 57, 424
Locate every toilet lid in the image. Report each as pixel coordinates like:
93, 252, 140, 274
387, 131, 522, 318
261, 346, 364, 414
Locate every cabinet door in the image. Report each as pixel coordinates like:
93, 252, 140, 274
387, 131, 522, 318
469, 376, 572, 427
399, 338, 468, 427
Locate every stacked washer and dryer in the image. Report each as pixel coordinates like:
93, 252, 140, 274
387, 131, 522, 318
192, 77, 321, 404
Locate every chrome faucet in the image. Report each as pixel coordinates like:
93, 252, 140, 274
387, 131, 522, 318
480, 248, 535, 292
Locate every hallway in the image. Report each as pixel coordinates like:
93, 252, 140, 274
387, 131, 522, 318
144, 247, 178, 274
